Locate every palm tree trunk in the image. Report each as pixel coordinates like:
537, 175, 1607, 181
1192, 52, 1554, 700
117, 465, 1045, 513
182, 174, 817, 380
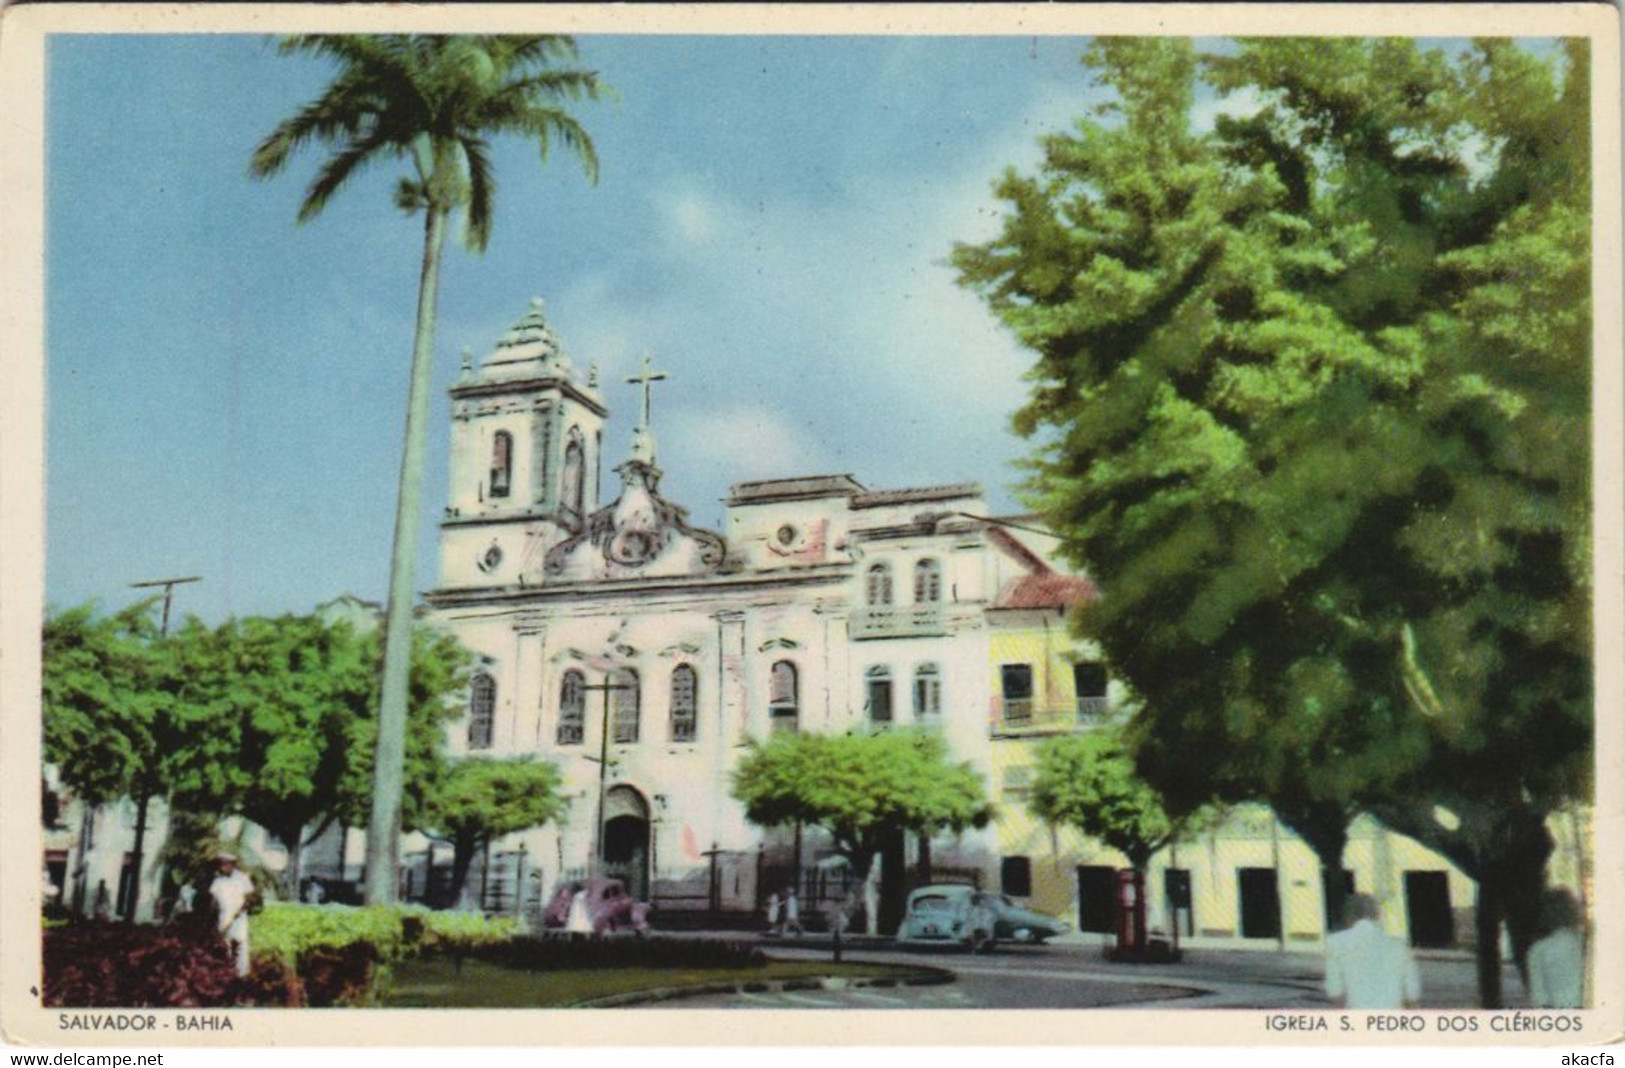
363, 204, 449, 906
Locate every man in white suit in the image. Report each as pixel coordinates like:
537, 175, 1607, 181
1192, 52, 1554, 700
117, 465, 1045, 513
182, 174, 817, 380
1323, 893, 1422, 1008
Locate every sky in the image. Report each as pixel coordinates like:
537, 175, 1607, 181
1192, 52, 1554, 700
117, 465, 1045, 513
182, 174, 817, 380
48, 33, 1510, 624
44, 33, 1131, 622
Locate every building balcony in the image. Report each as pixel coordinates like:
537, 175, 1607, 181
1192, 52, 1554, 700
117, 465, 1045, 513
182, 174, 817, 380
990, 695, 1112, 736
850, 604, 947, 640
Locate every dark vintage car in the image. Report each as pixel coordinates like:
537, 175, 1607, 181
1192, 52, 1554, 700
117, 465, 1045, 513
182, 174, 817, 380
984, 893, 1071, 944
542, 877, 652, 935
897, 885, 998, 952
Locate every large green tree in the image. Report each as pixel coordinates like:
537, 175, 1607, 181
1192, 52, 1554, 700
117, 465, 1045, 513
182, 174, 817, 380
251, 35, 605, 904
43, 600, 172, 919
955, 38, 1590, 1006
421, 757, 567, 908
732, 730, 991, 934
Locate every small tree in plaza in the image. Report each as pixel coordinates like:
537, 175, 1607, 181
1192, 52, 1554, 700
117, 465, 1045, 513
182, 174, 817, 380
732, 730, 992, 934
420, 757, 568, 909
1028, 729, 1185, 877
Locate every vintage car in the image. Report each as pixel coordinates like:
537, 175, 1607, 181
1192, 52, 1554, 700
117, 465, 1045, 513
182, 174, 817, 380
984, 893, 1071, 944
896, 884, 998, 952
542, 877, 652, 935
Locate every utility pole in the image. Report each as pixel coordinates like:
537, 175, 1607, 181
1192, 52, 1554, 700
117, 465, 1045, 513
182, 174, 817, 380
122, 575, 201, 921
581, 676, 631, 879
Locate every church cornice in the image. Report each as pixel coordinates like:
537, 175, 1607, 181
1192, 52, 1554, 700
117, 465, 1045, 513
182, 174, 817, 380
424, 563, 853, 608
448, 376, 609, 417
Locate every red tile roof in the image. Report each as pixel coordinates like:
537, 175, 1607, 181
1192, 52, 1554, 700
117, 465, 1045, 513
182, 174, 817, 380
994, 572, 1098, 610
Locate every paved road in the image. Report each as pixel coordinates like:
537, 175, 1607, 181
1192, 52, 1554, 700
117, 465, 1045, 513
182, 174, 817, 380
648, 939, 1526, 1011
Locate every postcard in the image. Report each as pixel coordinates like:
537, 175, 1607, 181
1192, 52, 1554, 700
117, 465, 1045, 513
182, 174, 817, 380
1, 2, 1619, 1051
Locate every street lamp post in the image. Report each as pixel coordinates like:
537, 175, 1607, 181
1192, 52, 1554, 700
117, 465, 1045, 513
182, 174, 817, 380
581, 676, 631, 879
122, 575, 201, 921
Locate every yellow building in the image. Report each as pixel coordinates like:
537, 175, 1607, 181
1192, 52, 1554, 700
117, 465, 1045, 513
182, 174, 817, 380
981, 527, 1587, 951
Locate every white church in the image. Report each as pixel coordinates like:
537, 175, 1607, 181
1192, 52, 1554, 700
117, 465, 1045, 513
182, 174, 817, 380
418, 296, 1043, 917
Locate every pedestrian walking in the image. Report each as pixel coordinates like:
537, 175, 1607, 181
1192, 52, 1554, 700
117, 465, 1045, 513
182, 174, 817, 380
208, 851, 256, 978
783, 885, 804, 937
1323, 893, 1421, 1009
764, 890, 782, 936
1527, 888, 1585, 1008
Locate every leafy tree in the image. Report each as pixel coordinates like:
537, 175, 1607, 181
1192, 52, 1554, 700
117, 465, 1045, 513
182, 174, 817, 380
955, 38, 1589, 1005
43, 599, 176, 919
1028, 729, 1183, 875
732, 730, 991, 933
167, 615, 469, 898
250, 35, 606, 904
421, 757, 567, 908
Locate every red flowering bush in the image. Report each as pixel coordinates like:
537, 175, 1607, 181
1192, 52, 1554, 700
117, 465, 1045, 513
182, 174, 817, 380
43, 920, 244, 1008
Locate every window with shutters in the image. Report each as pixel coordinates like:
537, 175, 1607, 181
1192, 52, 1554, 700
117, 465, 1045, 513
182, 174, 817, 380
557, 670, 585, 746
768, 660, 799, 733
612, 668, 640, 744
670, 665, 698, 742
468, 673, 496, 750
489, 431, 513, 499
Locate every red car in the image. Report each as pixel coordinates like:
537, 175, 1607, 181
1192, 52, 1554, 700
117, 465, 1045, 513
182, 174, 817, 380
542, 877, 652, 935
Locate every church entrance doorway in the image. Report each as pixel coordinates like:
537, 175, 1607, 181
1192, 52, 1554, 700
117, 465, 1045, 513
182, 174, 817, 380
601, 785, 650, 901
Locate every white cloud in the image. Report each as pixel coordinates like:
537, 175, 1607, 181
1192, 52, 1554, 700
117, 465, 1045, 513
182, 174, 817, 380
666, 404, 831, 481
658, 189, 724, 248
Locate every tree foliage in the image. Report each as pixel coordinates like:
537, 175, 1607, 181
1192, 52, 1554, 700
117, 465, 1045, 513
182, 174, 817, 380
955, 38, 1590, 1004
421, 757, 567, 905
1028, 729, 1182, 873
732, 730, 991, 869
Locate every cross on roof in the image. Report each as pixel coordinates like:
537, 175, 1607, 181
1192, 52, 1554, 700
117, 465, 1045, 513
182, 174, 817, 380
625, 352, 669, 429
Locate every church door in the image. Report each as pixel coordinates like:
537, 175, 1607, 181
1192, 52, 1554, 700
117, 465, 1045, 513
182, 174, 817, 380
601, 785, 651, 900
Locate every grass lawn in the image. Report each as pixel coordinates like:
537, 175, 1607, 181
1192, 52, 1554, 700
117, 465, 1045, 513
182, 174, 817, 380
384, 955, 932, 1008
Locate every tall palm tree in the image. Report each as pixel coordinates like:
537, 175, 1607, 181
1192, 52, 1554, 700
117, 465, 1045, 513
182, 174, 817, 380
250, 35, 603, 904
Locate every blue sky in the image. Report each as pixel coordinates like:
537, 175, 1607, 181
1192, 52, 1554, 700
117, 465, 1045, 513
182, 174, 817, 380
48, 34, 1518, 623
46, 33, 1129, 622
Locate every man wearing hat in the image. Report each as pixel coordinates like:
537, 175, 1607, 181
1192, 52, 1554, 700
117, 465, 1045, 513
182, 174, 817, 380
208, 851, 256, 977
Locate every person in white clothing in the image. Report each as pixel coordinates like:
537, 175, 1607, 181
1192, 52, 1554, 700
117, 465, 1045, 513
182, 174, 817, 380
1323, 894, 1421, 1009
1527, 888, 1585, 1008
564, 886, 594, 936
208, 852, 256, 978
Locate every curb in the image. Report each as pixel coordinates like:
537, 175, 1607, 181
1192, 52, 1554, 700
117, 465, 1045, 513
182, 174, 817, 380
572, 963, 956, 1008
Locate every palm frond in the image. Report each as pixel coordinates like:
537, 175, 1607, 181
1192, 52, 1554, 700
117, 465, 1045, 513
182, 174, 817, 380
249, 79, 373, 178
459, 136, 497, 252
296, 130, 393, 223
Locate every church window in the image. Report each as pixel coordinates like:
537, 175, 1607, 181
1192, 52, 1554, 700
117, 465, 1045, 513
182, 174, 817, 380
533, 416, 552, 504
612, 668, 641, 744
914, 558, 942, 603
769, 660, 799, 733
468, 672, 496, 750
670, 665, 698, 743
913, 663, 942, 722
489, 431, 513, 499
866, 562, 894, 606
776, 524, 797, 547
557, 670, 585, 746
562, 428, 585, 516
865, 665, 893, 724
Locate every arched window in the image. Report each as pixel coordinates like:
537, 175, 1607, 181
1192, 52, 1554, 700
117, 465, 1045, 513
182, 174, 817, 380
913, 558, 942, 604
913, 663, 942, 722
670, 665, 698, 742
557, 669, 585, 746
489, 431, 513, 499
612, 668, 641, 744
533, 415, 552, 504
866, 562, 893, 606
768, 660, 799, 733
865, 665, 893, 725
561, 428, 585, 516
468, 672, 496, 750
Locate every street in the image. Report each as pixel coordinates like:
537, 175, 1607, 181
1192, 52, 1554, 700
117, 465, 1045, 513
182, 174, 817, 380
649, 938, 1529, 1010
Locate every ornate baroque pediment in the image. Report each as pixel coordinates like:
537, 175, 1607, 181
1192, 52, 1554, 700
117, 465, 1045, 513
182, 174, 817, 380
540, 459, 726, 582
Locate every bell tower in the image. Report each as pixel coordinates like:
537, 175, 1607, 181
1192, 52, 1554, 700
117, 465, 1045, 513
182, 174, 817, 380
437, 297, 608, 589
